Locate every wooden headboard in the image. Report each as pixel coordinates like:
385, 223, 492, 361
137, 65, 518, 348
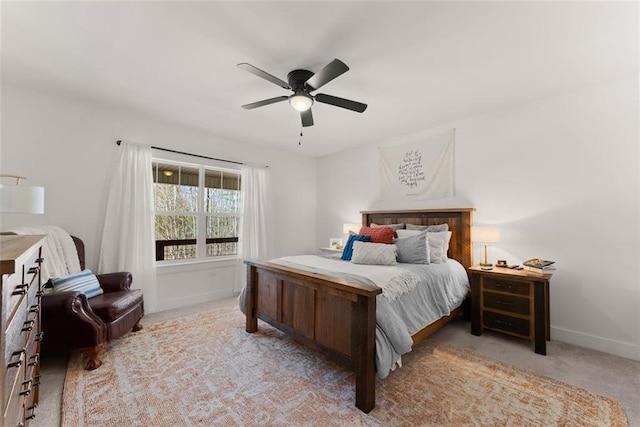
361, 208, 475, 269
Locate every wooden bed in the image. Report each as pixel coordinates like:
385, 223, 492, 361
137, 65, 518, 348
244, 208, 474, 413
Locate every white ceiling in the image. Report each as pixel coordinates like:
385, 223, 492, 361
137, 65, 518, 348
2, 1, 637, 157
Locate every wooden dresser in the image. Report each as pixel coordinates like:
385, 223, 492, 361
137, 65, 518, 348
469, 265, 552, 355
0, 235, 45, 427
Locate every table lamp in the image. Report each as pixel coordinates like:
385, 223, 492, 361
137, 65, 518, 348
343, 223, 361, 235
471, 226, 500, 267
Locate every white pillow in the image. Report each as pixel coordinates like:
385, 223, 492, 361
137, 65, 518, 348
351, 241, 398, 265
426, 231, 452, 263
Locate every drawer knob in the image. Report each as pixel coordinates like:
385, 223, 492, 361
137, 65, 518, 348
19, 378, 33, 396
496, 300, 515, 307
495, 319, 515, 328
26, 405, 37, 420
22, 319, 35, 332
28, 353, 40, 367
12, 283, 29, 296
495, 283, 514, 290
7, 350, 25, 369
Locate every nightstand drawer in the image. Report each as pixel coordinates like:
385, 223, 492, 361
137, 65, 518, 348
483, 278, 530, 296
483, 311, 529, 337
483, 292, 530, 315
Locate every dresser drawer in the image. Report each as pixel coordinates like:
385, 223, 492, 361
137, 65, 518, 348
483, 291, 530, 315
4, 353, 27, 425
483, 311, 530, 337
25, 332, 40, 393
5, 302, 30, 367
5, 373, 32, 427
25, 343, 40, 419
4, 250, 40, 323
3, 272, 27, 327
483, 277, 531, 296
4, 348, 24, 412
4, 387, 25, 427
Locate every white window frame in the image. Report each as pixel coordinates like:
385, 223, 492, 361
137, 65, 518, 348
153, 157, 241, 265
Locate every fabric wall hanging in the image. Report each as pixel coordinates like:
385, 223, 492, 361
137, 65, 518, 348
379, 129, 455, 201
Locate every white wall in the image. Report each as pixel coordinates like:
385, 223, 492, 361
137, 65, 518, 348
0, 85, 317, 312
317, 75, 640, 361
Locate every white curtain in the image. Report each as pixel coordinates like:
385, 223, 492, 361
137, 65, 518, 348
99, 141, 157, 312
234, 165, 271, 292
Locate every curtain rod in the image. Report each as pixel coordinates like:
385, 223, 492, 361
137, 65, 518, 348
116, 140, 269, 168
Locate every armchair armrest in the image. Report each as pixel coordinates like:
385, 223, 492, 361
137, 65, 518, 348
41, 291, 107, 349
41, 290, 84, 314
42, 291, 104, 324
96, 272, 133, 293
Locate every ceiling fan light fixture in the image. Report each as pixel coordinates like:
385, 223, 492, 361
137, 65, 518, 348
289, 92, 313, 112
239, 59, 366, 127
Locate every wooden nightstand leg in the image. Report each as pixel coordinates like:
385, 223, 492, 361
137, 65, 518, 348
534, 281, 546, 355
545, 282, 550, 341
470, 273, 482, 336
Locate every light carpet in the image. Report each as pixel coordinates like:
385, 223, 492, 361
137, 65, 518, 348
62, 306, 628, 426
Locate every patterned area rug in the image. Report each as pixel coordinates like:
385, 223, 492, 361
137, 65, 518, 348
62, 305, 628, 426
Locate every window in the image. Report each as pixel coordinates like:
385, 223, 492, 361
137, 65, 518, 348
152, 160, 241, 262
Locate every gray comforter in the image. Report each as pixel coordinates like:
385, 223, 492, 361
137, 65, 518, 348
239, 256, 469, 379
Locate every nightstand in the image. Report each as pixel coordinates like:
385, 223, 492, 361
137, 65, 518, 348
468, 265, 552, 355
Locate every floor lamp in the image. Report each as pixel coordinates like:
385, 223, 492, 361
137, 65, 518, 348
472, 226, 501, 267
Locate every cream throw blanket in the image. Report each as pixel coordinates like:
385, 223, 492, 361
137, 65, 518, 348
9, 226, 81, 282
272, 255, 420, 300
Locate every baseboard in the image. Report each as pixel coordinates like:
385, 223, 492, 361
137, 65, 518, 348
551, 326, 640, 361
156, 289, 236, 312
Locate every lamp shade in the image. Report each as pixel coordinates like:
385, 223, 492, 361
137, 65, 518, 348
343, 223, 361, 234
0, 183, 45, 214
471, 226, 500, 243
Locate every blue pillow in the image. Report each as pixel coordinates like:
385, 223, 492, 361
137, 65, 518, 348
50, 269, 104, 298
341, 234, 372, 261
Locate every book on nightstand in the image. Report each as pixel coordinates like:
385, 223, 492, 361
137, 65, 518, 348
522, 258, 555, 274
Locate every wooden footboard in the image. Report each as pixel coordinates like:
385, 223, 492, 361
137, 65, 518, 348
245, 260, 382, 413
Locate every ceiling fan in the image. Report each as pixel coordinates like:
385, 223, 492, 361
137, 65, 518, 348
237, 58, 367, 127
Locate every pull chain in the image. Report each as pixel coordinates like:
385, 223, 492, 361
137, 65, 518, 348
298, 127, 303, 146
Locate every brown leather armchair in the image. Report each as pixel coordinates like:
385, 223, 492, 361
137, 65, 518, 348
41, 236, 144, 370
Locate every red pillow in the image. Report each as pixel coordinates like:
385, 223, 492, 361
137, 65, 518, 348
358, 226, 397, 244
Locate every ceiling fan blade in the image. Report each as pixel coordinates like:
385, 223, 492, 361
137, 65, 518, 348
237, 63, 291, 89
301, 108, 314, 127
315, 93, 367, 113
241, 96, 288, 110
305, 59, 349, 91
